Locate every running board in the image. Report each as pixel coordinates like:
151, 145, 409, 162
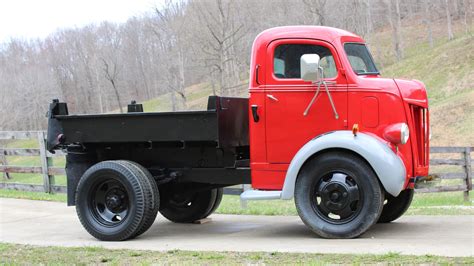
240, 190, 282, 200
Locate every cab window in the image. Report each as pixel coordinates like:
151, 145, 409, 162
344, 43, 379, 75
273, 44, 337, 79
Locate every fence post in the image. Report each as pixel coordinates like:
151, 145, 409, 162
464, 147, 472, 202
1, 149, 11, 179
38, 131, 54, 193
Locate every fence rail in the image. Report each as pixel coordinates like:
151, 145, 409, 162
1, 131, 472, 200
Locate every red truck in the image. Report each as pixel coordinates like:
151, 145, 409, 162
46, 26, 430, 240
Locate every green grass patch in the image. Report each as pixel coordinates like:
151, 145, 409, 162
1, 190, 472, 215
2, 173, 66, 186
142, 95, 172, 112
140, 82, 213, 112
0, 189, 66, 202
0, 243, 471, 265
411, 191, 473, 207
4, 138, 39, 149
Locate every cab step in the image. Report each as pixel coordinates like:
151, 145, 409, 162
240, 190, 282, 200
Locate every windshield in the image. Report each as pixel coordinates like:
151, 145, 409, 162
344, 43, 379, 75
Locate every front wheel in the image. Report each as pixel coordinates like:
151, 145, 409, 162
295, 151, 384, 239
378, 189, 414, 223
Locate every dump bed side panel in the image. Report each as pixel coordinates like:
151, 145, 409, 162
56, 111, 218, 144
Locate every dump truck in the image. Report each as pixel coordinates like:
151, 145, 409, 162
46, 26, 430, 240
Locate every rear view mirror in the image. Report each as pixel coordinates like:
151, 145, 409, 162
300, 54, 320, 82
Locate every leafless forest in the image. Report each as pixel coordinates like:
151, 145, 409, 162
0, 0, 472, 130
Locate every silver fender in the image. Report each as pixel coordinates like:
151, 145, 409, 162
281, 131, 406, 199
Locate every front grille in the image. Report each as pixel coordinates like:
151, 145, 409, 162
411, 106, 429, 167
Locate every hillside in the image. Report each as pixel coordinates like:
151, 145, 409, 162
382, 34, 473, 146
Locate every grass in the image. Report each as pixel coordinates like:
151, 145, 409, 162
1, 189, 472, 215
0, 243, 471, 265
141, 82, 214, 112
0, 189, 67, 202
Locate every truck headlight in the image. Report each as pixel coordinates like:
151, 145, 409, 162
384, 123, 409, 145
400, 123, 409, 144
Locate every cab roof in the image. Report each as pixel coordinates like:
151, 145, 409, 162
254, 26, 363, 46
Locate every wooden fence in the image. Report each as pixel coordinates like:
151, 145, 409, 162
0, 131, 472, 200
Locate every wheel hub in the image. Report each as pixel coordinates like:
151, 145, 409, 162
106, 195, 121, 209
104, 189, 127, 213
321, 182, 351, 212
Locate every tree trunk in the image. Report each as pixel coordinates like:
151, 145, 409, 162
110, 79, 123, 113
461, 0, 471, 34
446, 0, 454, 40
394, 0, 403, 60
95, 65, 104, 113
424, 0, 434, 48
178, 47, 186, 108
387, 0, 403, 61
170, 89, 177, 111
366, 0, 373, 39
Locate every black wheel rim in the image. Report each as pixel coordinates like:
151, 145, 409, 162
89, 177, 130, 226
310, 171, 362, 224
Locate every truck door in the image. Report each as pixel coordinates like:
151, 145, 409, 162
265, 39, 348, 163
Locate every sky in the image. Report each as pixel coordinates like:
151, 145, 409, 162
0, 0, 163, 43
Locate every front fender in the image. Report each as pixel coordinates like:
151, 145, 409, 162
281, 131, 406, 199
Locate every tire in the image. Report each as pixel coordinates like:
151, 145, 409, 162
160, 188, 219, 223
377, 189, 414, 223
75, 160, 154, 241
204, 188, 223, 217
118, 161, 160, 237
294, 151, 384, 239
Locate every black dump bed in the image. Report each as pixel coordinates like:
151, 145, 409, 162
47, 96, 249, 151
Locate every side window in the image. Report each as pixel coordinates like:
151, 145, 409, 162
344, 43, 379, 75
347, 56, 368, 73
273, 44, 337, 79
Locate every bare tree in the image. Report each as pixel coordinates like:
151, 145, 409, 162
460, 0, 471, 34
191, 0, 246, 96
423, 0, 434, 48
366, 0, 373, 38
445, 0, 455, 40
302, 0, 328, 25
101, 58, 123, 113
387, 0, 404, 61
151, 0, 189, 110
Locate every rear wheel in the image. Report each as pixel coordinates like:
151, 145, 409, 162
160, 188, 221, 223
118, 161, 160, 237
205, 188, 223, 217
295, 151, 384, 239
75, 161, 154, 241
378, 189, 414, 223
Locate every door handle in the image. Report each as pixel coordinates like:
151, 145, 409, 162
251, 105, 259, 122
267, 94, 279, 101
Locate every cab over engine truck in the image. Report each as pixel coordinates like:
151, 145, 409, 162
46, 26, 430, 240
